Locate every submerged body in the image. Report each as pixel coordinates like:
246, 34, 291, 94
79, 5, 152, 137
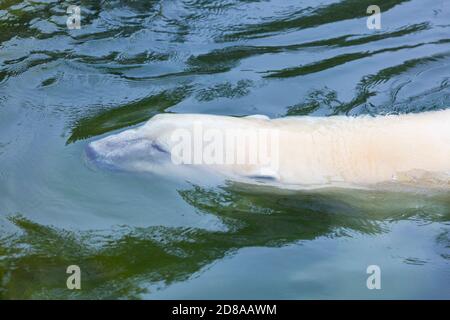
86, 109, 450, 189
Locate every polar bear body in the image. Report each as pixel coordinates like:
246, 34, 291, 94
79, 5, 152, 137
86, 109, 450, 189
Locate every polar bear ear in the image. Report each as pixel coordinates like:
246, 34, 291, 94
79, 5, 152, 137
245, 114, 270, 120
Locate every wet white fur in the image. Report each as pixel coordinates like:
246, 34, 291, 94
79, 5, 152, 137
88, 109, 450, 189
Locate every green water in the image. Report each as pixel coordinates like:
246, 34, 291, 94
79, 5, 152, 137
0, 0, 449, 299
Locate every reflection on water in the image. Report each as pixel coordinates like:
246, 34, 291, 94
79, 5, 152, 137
1, 184, 449, 298
0, 0, 449, 299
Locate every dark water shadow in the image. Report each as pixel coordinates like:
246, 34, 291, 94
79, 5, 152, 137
1, 183, 448, 298
187, 23, 429, 75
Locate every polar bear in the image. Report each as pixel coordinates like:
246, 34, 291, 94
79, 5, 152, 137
85, 109, 450, 189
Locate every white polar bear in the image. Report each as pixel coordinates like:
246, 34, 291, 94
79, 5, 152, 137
86, 109, 450, 189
